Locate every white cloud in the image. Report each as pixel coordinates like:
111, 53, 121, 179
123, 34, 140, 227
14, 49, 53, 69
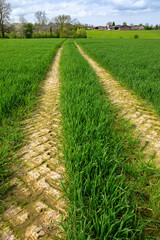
8, 0, 160, 25
134, 0, 146, 8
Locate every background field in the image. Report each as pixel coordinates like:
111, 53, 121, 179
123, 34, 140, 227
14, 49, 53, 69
87, 30, 160, 39
76, 39, 160, 115
0, 39, 64, 204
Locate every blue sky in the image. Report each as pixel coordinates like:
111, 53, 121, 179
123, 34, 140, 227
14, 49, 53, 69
8, 0, 160, 26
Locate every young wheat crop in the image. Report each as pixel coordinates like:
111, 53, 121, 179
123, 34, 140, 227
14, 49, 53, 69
0, 39, 64, 207
76, 39, 160, 115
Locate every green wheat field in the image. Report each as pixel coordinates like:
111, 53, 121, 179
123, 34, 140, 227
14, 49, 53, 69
0, 38, 160, 239
87, 30, 160, 39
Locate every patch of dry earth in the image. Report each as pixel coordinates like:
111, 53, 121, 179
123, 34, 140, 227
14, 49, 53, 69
76, 43, 160, 165
0, 46, 65, 240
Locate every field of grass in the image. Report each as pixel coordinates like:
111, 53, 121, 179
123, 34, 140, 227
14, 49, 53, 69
87, 30, 160, 39
0, 39, 64, 205
60, 40, 160, 239
1, 38, 160, 238
76, 39, 160, 115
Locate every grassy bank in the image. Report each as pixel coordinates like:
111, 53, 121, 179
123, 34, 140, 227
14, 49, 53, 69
0, 39, 64, 207
60, 40, 160, 239
87, 30, 160, 39
76, 39, 160, 115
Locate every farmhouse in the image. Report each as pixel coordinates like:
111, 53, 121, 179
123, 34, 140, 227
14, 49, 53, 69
106, 25, 132, 31
117, 25, 132, 31
131, 25, 145, 30
139, 26, 145, 30
106, 24, 113, 30
93, 24, 144, 31
93, 26, 106, 30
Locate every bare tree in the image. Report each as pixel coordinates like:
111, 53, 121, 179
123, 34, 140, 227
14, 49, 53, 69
0, 0, 11, 37
19, 15, 27, 38
35, 11, 47, 25
54, 15, 71, 37
19, 14, 27, 25
107, 22, 112, 26
13, 15, 27, 38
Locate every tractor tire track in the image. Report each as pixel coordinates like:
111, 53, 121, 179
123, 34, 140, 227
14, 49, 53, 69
76, 43, 160, 165
0, 45, 65, 240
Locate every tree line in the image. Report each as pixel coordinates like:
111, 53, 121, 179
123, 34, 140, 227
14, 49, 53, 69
1, 0, 160, 39
0, 0, 87, 38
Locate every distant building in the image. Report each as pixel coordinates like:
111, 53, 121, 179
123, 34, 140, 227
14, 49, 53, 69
106, 25, 131, 31
131, 26, 139, 30
118, 25, 132, 31
95, 24, 144, 31
93, 26, 106, 30
139, 26, 144, 30
131, 25, 144, 30
106, 24, 112, 30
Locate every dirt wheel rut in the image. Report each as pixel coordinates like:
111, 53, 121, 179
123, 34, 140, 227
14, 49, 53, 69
76, 43, 160, 165
0, 46, 65, 240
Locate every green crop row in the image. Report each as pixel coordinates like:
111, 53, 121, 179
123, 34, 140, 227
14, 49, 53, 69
0, 39, 64, 207
87, 30, 160, 39
60, 40, 160, 239
76, 39, 160, 115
